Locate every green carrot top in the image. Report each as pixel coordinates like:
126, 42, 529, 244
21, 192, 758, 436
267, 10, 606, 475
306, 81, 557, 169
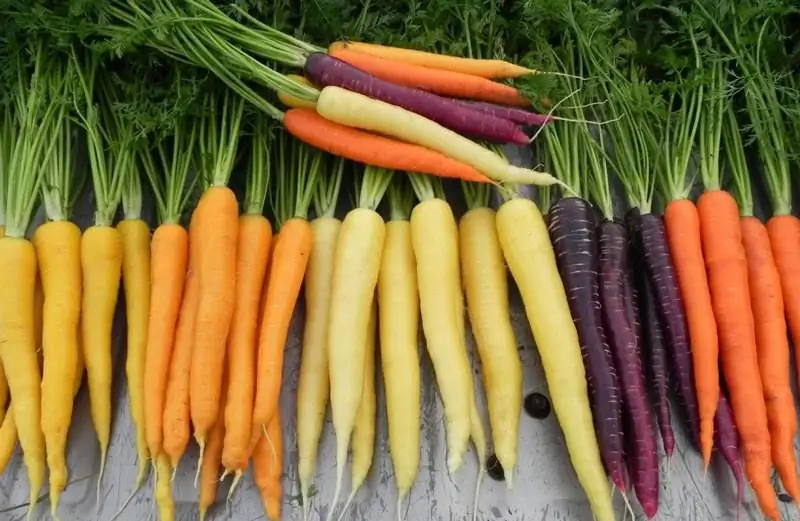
387, 177, 415, 222
0, 111, 13, 229
462, 181, 491, 212
312, 157, 344, 220
5, 44, 69, 238
358, 165, 394, 211
141, 119, 198, 226
197, 88, 245, 190
42, 114, 85, 223
723, 103, 753, 217
696, 60, 727, 194
273, 133, 322, 228
408, 173, 445, 203
244, 117, 274, 216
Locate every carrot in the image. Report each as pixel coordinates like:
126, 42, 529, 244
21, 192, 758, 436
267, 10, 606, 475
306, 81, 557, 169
407, 174, 483, 478
117, 170, 152, 491
656, 78, 717, 466
152, 124, 201, 472
154, 453, 175, 521
222, 119, 273, 489
297, 158, 344, 521
199, 370, 229, 521
696, 64, 775, 520
326, 165, 392, 520
283, 109, 492, 184
278, 74, 318, 110
724, 67, 800, 500
253, 410, 284, 521
26, 100, 82, 517
253, 134, 319, 432
336, 299, 378, 521
314, 87, 560, 185
377, 180, 421, 517
190, 90, 243, 468
0, 46, 61, 516
330, 46, 530, 107
328, 41, 535, 79
459, 182, 521, 488
495, 191, 613, 521
0, 406, 17, 475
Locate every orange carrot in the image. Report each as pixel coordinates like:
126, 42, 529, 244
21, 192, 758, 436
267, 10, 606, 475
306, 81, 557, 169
252, 136, 319, 431
768, 216, 800, 381
252, 411, 284, 521
144, 223, 189, 456
190, 91, 244, 462
741, 216, 800, 499
330, 46, 530, 107
199, 370, 228, 521
663, 199, 718, 464
328, 41, 534, 79
283, 109, 493, 184
222, 120, 274, 485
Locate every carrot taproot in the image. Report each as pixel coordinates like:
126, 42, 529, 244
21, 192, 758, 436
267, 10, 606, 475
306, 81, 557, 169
253, 410, 284, 521
328, 41, 535, 79
190, 91, 244, 464
297, 159, 344, 521
314, 87, 559, 186
31, 110, 83, 517
253, 135, 318, 432
283, 109, 492, 184
656, 77, 717, 466
768, 215, 800, 379
336, 299, 378, 521
117, 170, 152, 489
0, 406, 16, 474
154, 453, 175, 521
326, 165, 392, 520
199, 371, 229, 521
696, 66, 776, 520
459, 182, 521, 488
222, 119, 273, 488
495, 195, 614, 521
377, 180, 421, 517
330, 46, 530, 107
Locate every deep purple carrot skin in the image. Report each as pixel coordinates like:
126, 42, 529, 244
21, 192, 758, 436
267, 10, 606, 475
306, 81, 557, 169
449, 98, 552, 126
598, 220, 660, 518
627, 210, 675, 457
304, 53, 530, 145
715, 393, 744, 517
547, 196, 627, 491
637, 213, 701, 446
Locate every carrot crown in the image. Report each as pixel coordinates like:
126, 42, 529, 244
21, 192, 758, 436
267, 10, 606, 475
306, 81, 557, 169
42, 110, 85, 223
244, 117, 273, 216
272, 133, 322, 228
696, 60, 727, 194
462, 181, 490, 211
4, 43, 68, 238
387, 178, 414, 221
0, 112, 12, 229
358, 165, 393, 211
312, 157, 344, 219
141, 121, 198, 225
72, 51, 136, 227
197, 88, 244, 190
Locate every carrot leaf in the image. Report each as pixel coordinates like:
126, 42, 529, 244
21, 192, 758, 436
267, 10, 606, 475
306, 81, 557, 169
42, 111, 85, 223
313, 157, 344, 219
0, 111, 12, 228
696, 59, 727, 193
408, 173, 444, 202
197, 87, 244, 189
462, 181, 490, 211
273, 132, 322, 228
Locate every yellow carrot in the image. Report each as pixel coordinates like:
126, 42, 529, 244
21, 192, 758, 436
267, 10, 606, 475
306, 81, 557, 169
495, 197, 613, 521
377, 182, 421, 515
118, 171, 153, 488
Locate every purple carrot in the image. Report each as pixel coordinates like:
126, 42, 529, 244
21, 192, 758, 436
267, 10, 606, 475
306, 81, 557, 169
636, 212, 701, 446
628, 210, 675, 457
448, 99, 553, 126
304, 53, 530, 145
714, 393, 744, 519
598, 220, 660, 518
547, 196, 627, 492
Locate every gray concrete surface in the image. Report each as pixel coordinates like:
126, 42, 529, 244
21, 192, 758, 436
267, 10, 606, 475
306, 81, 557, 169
0, 146, 792, 521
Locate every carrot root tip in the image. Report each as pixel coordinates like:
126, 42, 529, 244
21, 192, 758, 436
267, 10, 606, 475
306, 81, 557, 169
226, 472, 243, 504
194, 442, 206, 489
